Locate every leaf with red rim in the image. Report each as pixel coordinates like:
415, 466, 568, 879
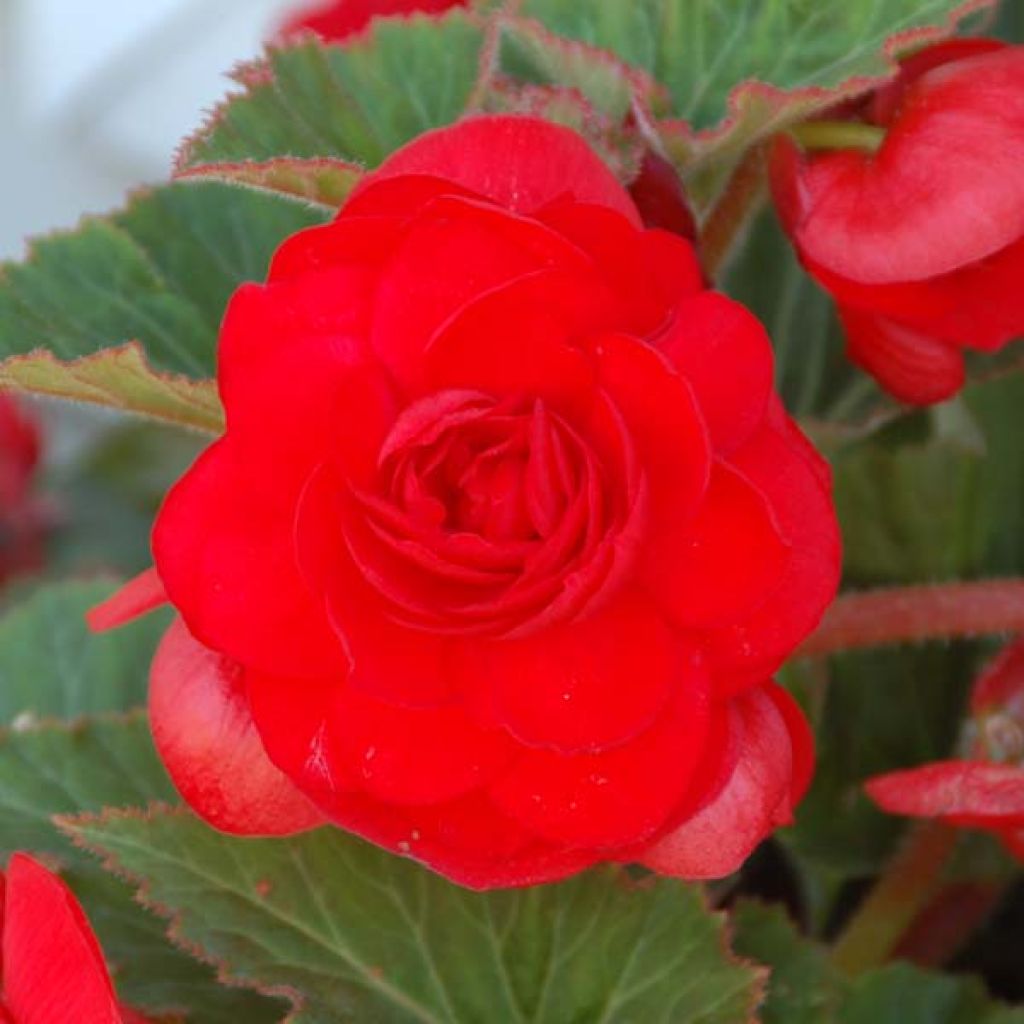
178, 15, 489, 172
64, 805, 764, 1024
504, 0, 997, 174
177, 158, 364, 210
0, 182, 324, 428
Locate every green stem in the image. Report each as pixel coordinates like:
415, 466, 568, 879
791, 120, 886, 154
831, 821, 958, 976
800, 579, 1024, 656
698, 144, 767, 280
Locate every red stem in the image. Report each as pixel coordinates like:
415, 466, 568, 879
800, 580, 1024, 657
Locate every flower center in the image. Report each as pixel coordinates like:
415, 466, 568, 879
342, 389, 642, 638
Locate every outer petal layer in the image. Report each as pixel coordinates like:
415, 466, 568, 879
150, 619, 325, 835
639, 682, 810, 879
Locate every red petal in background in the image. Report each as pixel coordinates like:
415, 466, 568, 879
866, 760, 1024, 827
2, 854, 121, 1024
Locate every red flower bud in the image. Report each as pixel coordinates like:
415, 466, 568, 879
771, 41, 1024, 405
95, 116, 840, 888
0, 854, 148, 1024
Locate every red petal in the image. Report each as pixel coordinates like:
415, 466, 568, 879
217, 283, 398, 487
370, 195, 590, 393
839, 306, 965, 406
361, 116, 641, 223
150, 619, 324, 835
536, 202, 701, 336
972, 637, 1024, 714
658, 292, 774, 454
1000, 826, 1024, 862
153, 439, 345, 678
865, 760, 1024, 827
456, 589, 679, 754
2, 854, 121, 1024
292, 460, 458, 708
588, 331, 711, 528
644, 460, 788, 629
490, 672, 712, 848
86, 568, 167, 632
639, 682, 805, 879
788, 48, 1024, 283
327, 683, 517, 806
702, 416, 841, 692
425, 269, 602, 417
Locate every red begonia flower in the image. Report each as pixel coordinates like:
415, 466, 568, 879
279, 0, 467, 42
866, 638, 1024, 862
771, 40, 1024, 405
0, 396, 48, 585
0, 854, 147, 1024
93, 116, 840, 889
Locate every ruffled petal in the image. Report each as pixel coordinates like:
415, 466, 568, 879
327, 683, 518, 806
425, 269, 602, 418
370, 195, 590, 392
536, 202, 702, 337
150, 619, 324, 835
782, 47, 1024, 282
490, 671, 712, 848
153, 439, 345, 677
361, 115, 641, 223
643, 460, 789, 629
2, 854, 121, 1024
702, 414, 841, 692
839, 306, 965, 406
638, 681, 806, 879
455, 588, 679, 754
865, 760, 1024, 827
588, 331, 711, 529
657, 292, 774, 454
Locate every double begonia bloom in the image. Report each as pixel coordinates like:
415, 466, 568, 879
279, 0, 466, 42
867, 638, 1024, 861
0, 854, 147, 1024
95, 116, 840, 889
771, 40, 1024, 405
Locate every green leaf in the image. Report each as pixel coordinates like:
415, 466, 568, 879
732, 903, 1024, 1024
509, 0, 994, 169
0, 579, 170, 724
178, 157, 364, 210
731, 901, 840, 1024
179, 15, 487, 170
0, 182, 326, 425
841, 964, 1024, 1024
0, 580, 282, 1021
0, 716, 283, 1023
66, 808, 764, 1024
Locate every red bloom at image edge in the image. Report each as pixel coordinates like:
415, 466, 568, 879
92, 116, 841, 889
0, 395, 47, 585
867, 638, 1024, 861
0, 854, 149, 1024
771, 39, 1024, 405
279, 0, 466, 42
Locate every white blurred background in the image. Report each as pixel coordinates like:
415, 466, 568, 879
0, 0, 304, 258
